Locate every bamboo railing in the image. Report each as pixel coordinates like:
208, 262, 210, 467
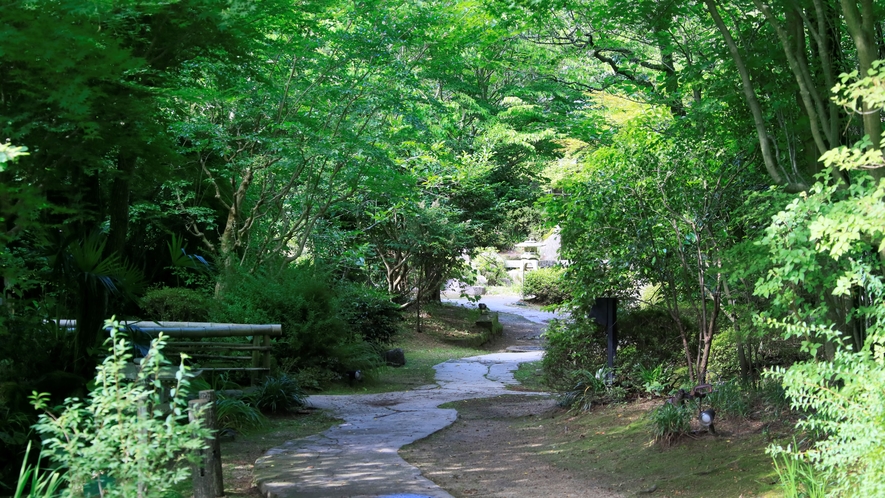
55, 320, 282, 383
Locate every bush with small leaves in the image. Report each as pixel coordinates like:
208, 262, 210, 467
140, 287, 211, 322
757, 62, 885, 496
31, 318, 209, 497
338, 284, 401, 345
522, 267, 569, 304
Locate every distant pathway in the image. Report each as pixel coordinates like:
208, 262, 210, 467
252, 294, 558, 498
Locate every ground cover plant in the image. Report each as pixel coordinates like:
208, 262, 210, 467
536, 401, 782, 497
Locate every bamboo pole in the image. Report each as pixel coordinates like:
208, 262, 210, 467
181, 354, 253, 361
196, 367, 270, 372
262, 334, 271, 371
251, 335, 261, 385
164, 342, 273, 350
53, 320, 282, 337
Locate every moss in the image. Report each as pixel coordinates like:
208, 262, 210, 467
529, 402, 781, 497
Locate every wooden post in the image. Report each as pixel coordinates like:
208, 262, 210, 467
190, 392, 224, 498
261, 334, 271, 372
251, 335, 261, 385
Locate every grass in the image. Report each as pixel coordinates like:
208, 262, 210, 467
530, 401, 781, 497
323, 303, 489, 395
511, 360, 546, 392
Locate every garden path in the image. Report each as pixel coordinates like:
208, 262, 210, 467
251, 296, 563, 498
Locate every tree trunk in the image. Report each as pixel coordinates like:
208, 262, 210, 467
704, 0, 787, 187
107, 152, 136, 258
842, 0, 883, 163
696, 292, 720, 384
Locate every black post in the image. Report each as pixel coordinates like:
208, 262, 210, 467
590, 297, 618, 382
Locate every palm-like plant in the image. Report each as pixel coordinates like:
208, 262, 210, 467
50, 230, 145, 374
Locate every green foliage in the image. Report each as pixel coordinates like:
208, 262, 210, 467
546, 111, 760, 382
705, 380, 750, 418
756, 377, 789, 412
213, 264, 347, 372
249, 375, 306, 414
542, 307, 689, 391
329, 341, 383, 377
633, 363, 670, 396
215, 395, 267, 432
140, 287, 210, 322
31, 318, 208, 497
540, 318, 599, 390
616, 308, 689, 368
558, 367, 625, 411
757, 63, 885, 496
706, 328, 741, 379
771, 450, 830, 498
12, 442, 62, 498
472, 248, 510, 286
337, 285, 401, 345
647, 402, 693, 445
522, 267, 569, 304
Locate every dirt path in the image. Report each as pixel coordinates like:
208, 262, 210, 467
398, 300, 620, 498
400, 396, 621, 498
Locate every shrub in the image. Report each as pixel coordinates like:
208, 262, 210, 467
140, 286, 211, 322
31, 318, 208, 497
338, 284, 401, 345
634, 363, 671, 396
559, 367, 627, 411
213, 264, 347, 371
755, 64, 885, 496
541, 318, 600, 390
648, 402, 693, 445
522, 267, 569, 304
329, 341, 383, 376
249, 374, 307, 414
542, 308, 689, 391
615, 307, 689, 369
